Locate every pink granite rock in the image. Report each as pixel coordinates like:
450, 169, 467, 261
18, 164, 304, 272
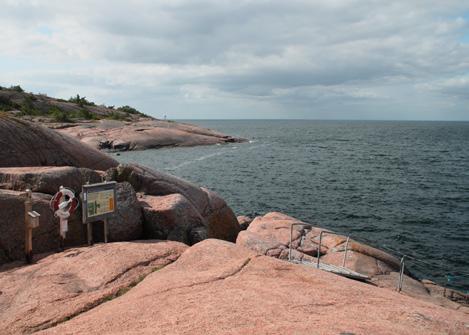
0, 166, 103, 195
140, 194, 207, 245
0, 240, 187, 335
57, 119, 245, 151
109, 164, 241, 242
0, 116, 117, 170
38, 239, 468, 335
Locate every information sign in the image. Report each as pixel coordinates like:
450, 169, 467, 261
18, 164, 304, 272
82, 181, 117, 224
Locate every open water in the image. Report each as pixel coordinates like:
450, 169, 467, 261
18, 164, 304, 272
115, 120, 469, 292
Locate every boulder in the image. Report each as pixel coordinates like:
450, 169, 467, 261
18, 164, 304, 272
0, 115, 117, 170
0, 189, 69, 263
0, 181, 143, 265
236, 212, 327, 259
237, 212, 400, 270
0, 166, 103, 195
370, 273, 469, 311
108, 164, 241, 242
38, 240, 469, 335
0, 240, 187, 334
106, 182, 143, 242
106, 164, 210, 214
139, 194, 207, 245
237, 215, 253, 230
320, 250, 394, 277
202, 188, 240, 242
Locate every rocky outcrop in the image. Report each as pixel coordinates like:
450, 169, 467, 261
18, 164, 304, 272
0, 164, 241, 263
0, 166, 103, 194
237, 215, 253, 230
0, 115, 117, 170
236, 212, 400, 269
140, 194, 207, 245
0, 169, 144, 264
102, 182, 142, 242
57, 119, 245, 152
35, 239, 468, 334
0, 88, 245, 152
236, 212, 324, 261
0, 241, 187, 335
108, 164, 241, 242
236, 212, 468, 311
0, 189, 58, 263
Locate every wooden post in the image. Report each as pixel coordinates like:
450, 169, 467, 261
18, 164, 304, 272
103, 218, 108, 243
87, 222, 93, 246
24, 189, 33, 264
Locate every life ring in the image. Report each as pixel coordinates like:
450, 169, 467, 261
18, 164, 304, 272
50, 186, 79, 215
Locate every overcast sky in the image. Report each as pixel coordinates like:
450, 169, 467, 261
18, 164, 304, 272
1, 0, 469, 120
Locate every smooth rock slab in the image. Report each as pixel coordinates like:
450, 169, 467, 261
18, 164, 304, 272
39, 240, 468, 335
236, 212, 468, 311
0, 116, 117, 170
57, 119, 245, 152
0, 240, 187, 334
236, 212, 327, 259
0, 166, 103, 195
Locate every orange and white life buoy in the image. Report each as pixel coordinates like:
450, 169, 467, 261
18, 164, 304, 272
50, 186, 79, 239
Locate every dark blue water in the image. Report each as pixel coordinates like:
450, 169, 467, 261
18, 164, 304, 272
115, 120, 469, 291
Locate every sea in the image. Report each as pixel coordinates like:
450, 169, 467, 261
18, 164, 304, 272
114, 120, 469, 292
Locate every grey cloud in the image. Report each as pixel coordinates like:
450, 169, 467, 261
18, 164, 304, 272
1, 0, 469, 119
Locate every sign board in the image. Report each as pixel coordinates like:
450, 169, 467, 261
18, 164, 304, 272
81, 181, 117, 224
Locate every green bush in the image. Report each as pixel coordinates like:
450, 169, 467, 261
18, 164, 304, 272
69, 94, 96, 107
107, 111, 128, 120
0, 96, 17, 111
76, 108, 98, 120
20, 96, 39, 115
117, 105, 140, 115
10, 85, 24, 93
49, 107, 71, 122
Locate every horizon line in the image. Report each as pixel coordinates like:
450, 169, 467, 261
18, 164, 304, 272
171, 118, 469, 122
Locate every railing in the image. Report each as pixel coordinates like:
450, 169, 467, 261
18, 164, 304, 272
316, 231, 350, 269
288, 223, 429, 293
397, 256, 406, 292
288, 223, 307, 262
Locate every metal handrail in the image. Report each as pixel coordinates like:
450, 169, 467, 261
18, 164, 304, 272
317, 230, 349, 269
287, 224, 463, 292
397, 256, 406, 292
289, 224, 350, 268
289, 223, 310, 261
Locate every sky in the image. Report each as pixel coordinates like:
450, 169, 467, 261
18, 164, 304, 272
1, 0, 469, 120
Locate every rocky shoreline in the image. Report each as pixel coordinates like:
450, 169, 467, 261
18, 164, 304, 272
0, 114, 468, 334
0, 87, 246, 152
53, 118, 245, 152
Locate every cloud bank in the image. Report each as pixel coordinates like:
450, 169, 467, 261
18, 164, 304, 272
1, 0, 468, 120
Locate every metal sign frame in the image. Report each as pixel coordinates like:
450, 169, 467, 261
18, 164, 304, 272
81, 181, 117, 224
